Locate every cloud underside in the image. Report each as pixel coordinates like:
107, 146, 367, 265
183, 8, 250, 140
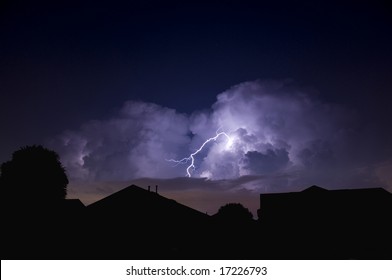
49, 80, 392, 199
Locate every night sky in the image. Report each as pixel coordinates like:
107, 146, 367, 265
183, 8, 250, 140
1, 0, 391, 215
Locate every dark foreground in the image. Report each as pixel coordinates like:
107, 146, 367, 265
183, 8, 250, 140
2, 185, 391, 259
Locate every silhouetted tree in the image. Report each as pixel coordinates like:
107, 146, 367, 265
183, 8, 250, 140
0, 145, 68, 202
215, 203, 253, 223
212, 203, 255, 258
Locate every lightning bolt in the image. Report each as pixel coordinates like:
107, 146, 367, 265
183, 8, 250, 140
167, 130, 232, 177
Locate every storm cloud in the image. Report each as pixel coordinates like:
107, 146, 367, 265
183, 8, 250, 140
48, 80, 391, 210
50, 101, 190, 181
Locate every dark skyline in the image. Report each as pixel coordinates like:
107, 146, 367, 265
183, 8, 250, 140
1, 1, 391, 214
2, 183, 391, 259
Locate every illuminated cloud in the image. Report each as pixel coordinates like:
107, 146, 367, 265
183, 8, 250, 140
48, 80, 390, 202
49, 101, 190, 181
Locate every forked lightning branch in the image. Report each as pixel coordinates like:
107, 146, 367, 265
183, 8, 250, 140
167, 130, 232, 177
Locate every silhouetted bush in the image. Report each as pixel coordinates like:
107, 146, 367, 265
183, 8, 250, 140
215, 203, 253, 223
0, 145, 68, 202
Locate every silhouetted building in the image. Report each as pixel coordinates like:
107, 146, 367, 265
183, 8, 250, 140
257, 186, 392, 259
4, 183, 390, 260
85, 185, 211, 259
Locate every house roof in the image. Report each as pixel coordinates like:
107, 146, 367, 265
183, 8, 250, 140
87, 184, 209, 222
259, 185, 392, 219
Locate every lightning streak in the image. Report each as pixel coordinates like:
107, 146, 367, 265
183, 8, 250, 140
167, 131, 231, 177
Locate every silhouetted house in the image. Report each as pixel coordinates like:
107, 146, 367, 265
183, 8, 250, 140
257, 186, 392, 259
85, 185, 211, 258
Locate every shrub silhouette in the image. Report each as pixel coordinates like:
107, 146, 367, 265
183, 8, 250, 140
0, 145, 68, 202
215, 203, 253, 223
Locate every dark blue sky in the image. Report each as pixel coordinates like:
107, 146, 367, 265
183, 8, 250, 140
1, 0, 391, 164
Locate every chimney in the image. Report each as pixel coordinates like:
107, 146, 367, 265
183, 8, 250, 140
155, 185, 158, 193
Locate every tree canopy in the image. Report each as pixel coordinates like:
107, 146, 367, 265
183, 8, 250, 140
215, 203, 253, 223
0, 145, 68, 202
